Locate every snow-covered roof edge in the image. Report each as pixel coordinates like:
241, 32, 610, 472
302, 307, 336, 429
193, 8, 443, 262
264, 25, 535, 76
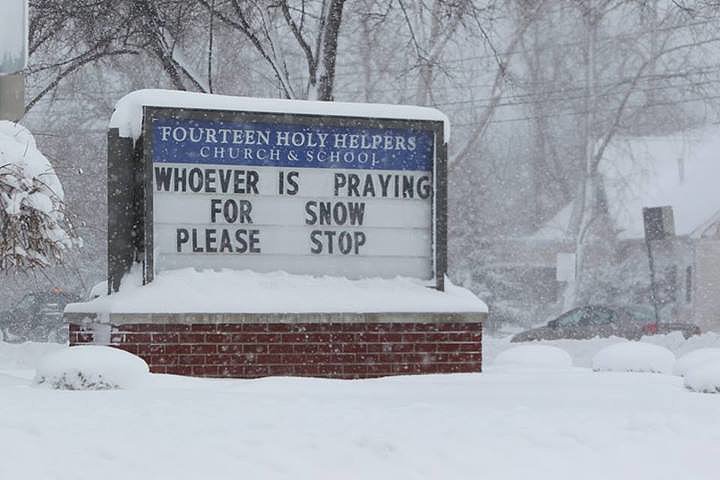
533, 126, 720, 241
109, 89, 450, 143
690, 208, 720, 239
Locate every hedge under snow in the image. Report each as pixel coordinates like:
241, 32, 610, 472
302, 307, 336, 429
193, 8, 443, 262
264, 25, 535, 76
493, 345, 573, 370
0, 121, 73, 270
684, 364, 720, 393
34, 346, 149, 390
592, 342, 675, 374
673, 348, 720, 377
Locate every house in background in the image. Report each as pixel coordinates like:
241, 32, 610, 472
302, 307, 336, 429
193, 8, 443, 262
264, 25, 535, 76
531, 127, 720, 332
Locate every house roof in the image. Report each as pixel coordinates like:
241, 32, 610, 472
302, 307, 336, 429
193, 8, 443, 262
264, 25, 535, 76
535, 126, 720, 240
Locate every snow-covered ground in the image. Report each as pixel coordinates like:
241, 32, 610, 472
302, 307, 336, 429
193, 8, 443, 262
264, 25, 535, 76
1, 335, 719, 480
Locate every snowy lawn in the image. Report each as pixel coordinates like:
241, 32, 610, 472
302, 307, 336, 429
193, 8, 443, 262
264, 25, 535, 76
1, 339, 720, 480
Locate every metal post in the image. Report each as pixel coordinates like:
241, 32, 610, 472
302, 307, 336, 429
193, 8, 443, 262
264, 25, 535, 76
645, 238, 662, 327
107, 128, 139, 293
435, 128, 448, 292
0, 73, 24, 121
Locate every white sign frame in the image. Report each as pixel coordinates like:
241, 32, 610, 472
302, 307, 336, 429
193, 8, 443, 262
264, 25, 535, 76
141, 106, 448, 290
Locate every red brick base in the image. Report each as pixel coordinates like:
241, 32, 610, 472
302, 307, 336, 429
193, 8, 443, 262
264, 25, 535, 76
69, 322, 482, 379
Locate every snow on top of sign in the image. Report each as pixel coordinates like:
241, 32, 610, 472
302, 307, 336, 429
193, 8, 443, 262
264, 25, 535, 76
66, 268, 486, 314
109, 89, 450, 142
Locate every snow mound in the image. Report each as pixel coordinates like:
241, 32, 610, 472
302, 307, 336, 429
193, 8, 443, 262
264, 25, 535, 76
684, 364, 720, 393
592, 342, 675, 374
485, 332, 720, 369
493, 345, 573, 370
34, 346, 149, 390
673, 348, 720, 377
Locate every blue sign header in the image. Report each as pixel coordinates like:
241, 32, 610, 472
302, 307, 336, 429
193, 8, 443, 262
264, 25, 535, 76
151, 118, 434, 172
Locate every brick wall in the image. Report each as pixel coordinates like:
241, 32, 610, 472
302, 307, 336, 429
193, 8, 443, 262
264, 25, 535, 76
69, 321, 482, 379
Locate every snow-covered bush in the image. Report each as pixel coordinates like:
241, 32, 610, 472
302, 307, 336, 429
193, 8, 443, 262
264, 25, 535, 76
684, 364, 720, 393
673, 348, 720, 377
493, 345, 573, 370
34, 346, 149, 390
0, 121, 73, 270
592, 342, 675, 374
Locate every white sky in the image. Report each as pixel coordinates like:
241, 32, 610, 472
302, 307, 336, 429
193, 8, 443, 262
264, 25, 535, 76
0, 0, 27, 73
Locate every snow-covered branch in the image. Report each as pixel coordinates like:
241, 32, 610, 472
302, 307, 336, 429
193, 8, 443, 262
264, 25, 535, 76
0, 122, 74, 271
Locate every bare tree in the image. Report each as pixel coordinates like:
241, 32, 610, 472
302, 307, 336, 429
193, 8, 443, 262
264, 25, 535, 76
450, 1, 547, 168
197, 0, 346, 101
395, 0, 477, 106
563, 0, 720, 307
25, 0, 139, 112
25, 0, 212, 113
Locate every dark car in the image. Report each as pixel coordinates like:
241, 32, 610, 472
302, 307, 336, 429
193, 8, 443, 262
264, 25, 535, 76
0, 289, 80, 343
510, 305, 701, 342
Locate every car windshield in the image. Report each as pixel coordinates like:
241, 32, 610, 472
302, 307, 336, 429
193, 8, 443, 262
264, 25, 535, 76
555, 309, 585, 327
584, 306, 615, 325
620, 306, 655, 323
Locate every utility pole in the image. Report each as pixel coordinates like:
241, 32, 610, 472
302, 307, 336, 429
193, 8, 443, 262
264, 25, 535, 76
0, 0, 28, 121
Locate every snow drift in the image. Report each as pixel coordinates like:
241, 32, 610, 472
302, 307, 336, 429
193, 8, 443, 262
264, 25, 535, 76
493, 345, 573, 370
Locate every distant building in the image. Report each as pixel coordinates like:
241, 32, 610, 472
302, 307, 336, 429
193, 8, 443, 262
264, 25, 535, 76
533, 127, 720, 332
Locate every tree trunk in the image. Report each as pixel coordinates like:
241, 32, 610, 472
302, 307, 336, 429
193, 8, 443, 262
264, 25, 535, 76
413, 1, 443, 106
312, 0, 345, 101
565, 4, 599, 309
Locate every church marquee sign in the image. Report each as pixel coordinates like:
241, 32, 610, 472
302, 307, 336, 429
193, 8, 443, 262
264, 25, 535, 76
108, 103, 447, 290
